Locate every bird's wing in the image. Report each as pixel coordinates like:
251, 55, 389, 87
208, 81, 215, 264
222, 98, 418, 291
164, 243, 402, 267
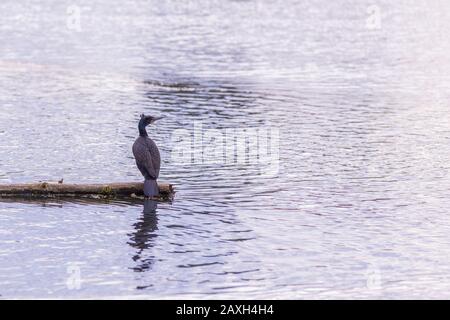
148, 141, 161, 178
133, 141, 158, 180
141, 147, 158, 180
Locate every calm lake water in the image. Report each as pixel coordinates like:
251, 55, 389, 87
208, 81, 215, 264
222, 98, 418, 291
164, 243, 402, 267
1, 0, 450, 299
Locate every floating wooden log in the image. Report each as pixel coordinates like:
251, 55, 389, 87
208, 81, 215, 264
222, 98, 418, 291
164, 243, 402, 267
0, 182, 174, 201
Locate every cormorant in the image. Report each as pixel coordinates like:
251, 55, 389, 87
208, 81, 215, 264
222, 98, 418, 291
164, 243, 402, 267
133, 114, 163, 197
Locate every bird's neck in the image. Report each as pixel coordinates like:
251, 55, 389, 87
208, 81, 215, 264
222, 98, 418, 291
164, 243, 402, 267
139, 122, 148, 137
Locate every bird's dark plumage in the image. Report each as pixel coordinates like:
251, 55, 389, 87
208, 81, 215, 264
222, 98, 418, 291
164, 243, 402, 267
133, 114, 162, 197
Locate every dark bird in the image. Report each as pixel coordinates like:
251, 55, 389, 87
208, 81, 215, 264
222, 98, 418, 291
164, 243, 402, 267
133, 114, 163, 197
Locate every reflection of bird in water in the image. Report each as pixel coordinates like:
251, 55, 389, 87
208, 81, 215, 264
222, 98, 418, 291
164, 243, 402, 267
127, 199, 159, 273
132, 114, 163, 197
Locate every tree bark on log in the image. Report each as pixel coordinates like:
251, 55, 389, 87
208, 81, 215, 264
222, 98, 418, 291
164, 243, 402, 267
0, 182, 174, 200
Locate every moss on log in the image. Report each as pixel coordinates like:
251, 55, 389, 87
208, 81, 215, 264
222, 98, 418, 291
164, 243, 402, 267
0, 182, 174, 200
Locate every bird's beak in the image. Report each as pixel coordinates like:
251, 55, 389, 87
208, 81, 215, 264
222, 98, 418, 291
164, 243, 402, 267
152, 116, 164, 122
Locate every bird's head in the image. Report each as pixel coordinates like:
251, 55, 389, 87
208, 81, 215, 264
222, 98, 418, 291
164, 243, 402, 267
139, 114, 164, 127
138, 114, 163, 136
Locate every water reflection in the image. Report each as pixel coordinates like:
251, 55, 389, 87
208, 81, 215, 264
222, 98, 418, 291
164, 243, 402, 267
0, 196, 143, 207
127, 199, 159, 273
